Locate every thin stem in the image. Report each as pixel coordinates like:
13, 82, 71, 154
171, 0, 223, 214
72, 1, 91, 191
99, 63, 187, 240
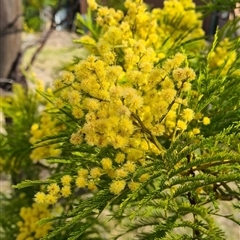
25, 27, 54, 71
186, 154, 201, 239
25, 0, 64, 71
131, 113, 166, 153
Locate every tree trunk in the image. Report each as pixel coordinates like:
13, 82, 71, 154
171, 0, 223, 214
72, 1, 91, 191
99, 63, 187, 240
0, 0, 26, 90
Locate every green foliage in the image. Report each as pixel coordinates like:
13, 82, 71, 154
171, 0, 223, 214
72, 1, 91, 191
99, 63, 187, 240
23, 0, 59, 32
0, 84, 51, 239
0, 84, 39, 175
0, 192, 26, 240
1, 0, 240, 239
197, 0, 239, 15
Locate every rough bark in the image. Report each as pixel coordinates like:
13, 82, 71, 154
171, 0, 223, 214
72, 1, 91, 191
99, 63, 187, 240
0, 0, 22, 80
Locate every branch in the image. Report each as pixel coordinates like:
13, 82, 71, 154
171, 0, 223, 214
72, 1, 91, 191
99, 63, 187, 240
24, 0, 77, 71
186, 154, 201, 238
2, 13, 23, 32
0, 28, 23, 37
192, 159, 238, 171
24, 24, 55, 71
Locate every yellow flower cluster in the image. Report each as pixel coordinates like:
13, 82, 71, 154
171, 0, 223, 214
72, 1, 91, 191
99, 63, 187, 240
74, 152, 149, 195
16, 204, 52, 240
209, 38, 237, 75
44, 0, 203, 196
34, 175, 72, 204
152, 0, 204, 44
188, 113, 211, 137
29, 111, 64, 161
83, 0, 204, 56
24, 77, 67, 161
54, 51, 196, 151
35, 150, 151, 200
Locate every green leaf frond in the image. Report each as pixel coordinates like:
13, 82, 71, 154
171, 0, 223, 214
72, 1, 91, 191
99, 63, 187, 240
195, 41, 239, 118
196, 0, 239, 16
167, 220, 225, 239
113, 215, 158, 240
217, 16, 240, 40
165, 125, 240, 173
119, 173, 169, 214
155, 233, 193, 240
65, 222, 93, 240
0, 84, 40, 171
45, 158, 72, 164
75, 9, 100, 40
30, 132, 69, 148
40, 190, 114, 239
169, 151, 240, 177
12, 179, 55, 189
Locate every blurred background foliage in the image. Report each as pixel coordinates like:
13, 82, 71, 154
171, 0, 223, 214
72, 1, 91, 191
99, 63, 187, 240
23, 0, 59, 32
22, 0, 125, 32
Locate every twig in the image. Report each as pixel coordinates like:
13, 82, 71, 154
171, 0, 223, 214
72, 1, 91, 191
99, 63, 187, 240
0, 28, 23, 37
186, 154, 201, 238
131, 112, 166, 153
24, 0, 64, 71
24, 25, 55, 71
2, 13, 23, 31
